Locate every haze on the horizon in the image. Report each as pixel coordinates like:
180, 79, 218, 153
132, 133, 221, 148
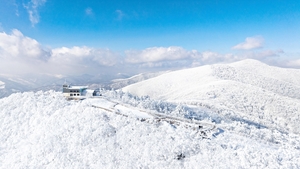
0, 0, 300, 78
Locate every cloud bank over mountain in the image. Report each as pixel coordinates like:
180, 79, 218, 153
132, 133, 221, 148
0, 29, 299, 78
232, 36, 264, 50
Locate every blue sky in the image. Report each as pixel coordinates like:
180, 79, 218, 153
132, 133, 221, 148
0, 0, 300, 77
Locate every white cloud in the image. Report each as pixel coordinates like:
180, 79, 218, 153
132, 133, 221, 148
51, 46, 119, 67
232, 36, 264, 50
0, 30, 119, 76
125, 46, 191, 63
201, 51, 220, 61
24, 0, 46, 26
191, 51, 240, 66
0, 29, 297, 78
285, 59, 300, 68
124, 47, 242, 68
13, 1, 19, 16
256, 49, 283, 58
0, 29, 51, 75
48, 46, 120, 75
236, 50, 284, 60
0, 29, 49, 60
53, 46, 120, 74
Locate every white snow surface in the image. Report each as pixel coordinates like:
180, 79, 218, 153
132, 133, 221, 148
1, 90, 300, 168
123, 59, 300, 134
109, 71, 169, 89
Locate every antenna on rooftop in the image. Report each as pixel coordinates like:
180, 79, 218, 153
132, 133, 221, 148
63, 79, 70, 88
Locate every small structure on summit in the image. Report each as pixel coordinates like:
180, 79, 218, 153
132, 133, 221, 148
63, 84, 97, 99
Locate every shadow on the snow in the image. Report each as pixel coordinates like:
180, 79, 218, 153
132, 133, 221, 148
212, 128, 224, 137
231, 117, 268, 129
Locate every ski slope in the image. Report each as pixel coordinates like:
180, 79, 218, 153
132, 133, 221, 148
0, 90, 300, 168
123, 59, 300, 134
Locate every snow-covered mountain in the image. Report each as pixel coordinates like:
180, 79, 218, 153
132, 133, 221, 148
0, 76, 33, 98
1, 90, 300, 168
108, 71, 169, 89
123, 59, 300, 134
1, 59, 300, 168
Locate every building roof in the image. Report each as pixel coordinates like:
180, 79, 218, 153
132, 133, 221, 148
68, 86, 88, 89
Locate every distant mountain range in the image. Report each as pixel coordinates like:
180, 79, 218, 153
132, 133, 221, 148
0, 67, 169, 98
0, 72, 133, 98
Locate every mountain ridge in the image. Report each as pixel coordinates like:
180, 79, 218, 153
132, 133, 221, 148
122, 59, 300, 134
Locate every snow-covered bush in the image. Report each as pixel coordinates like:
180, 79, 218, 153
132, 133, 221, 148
1, 90, 300, 168
101, 89, 212, 121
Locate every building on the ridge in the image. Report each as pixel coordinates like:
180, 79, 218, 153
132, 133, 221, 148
63, 84, 96, 98
62, 84, 88, 97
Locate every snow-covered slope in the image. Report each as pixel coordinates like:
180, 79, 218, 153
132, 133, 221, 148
1, 91, 300, 168
0, 77, 32, 98
108, 71, 168, 89
1, 59, 300, 168
122, 59, 300, 134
